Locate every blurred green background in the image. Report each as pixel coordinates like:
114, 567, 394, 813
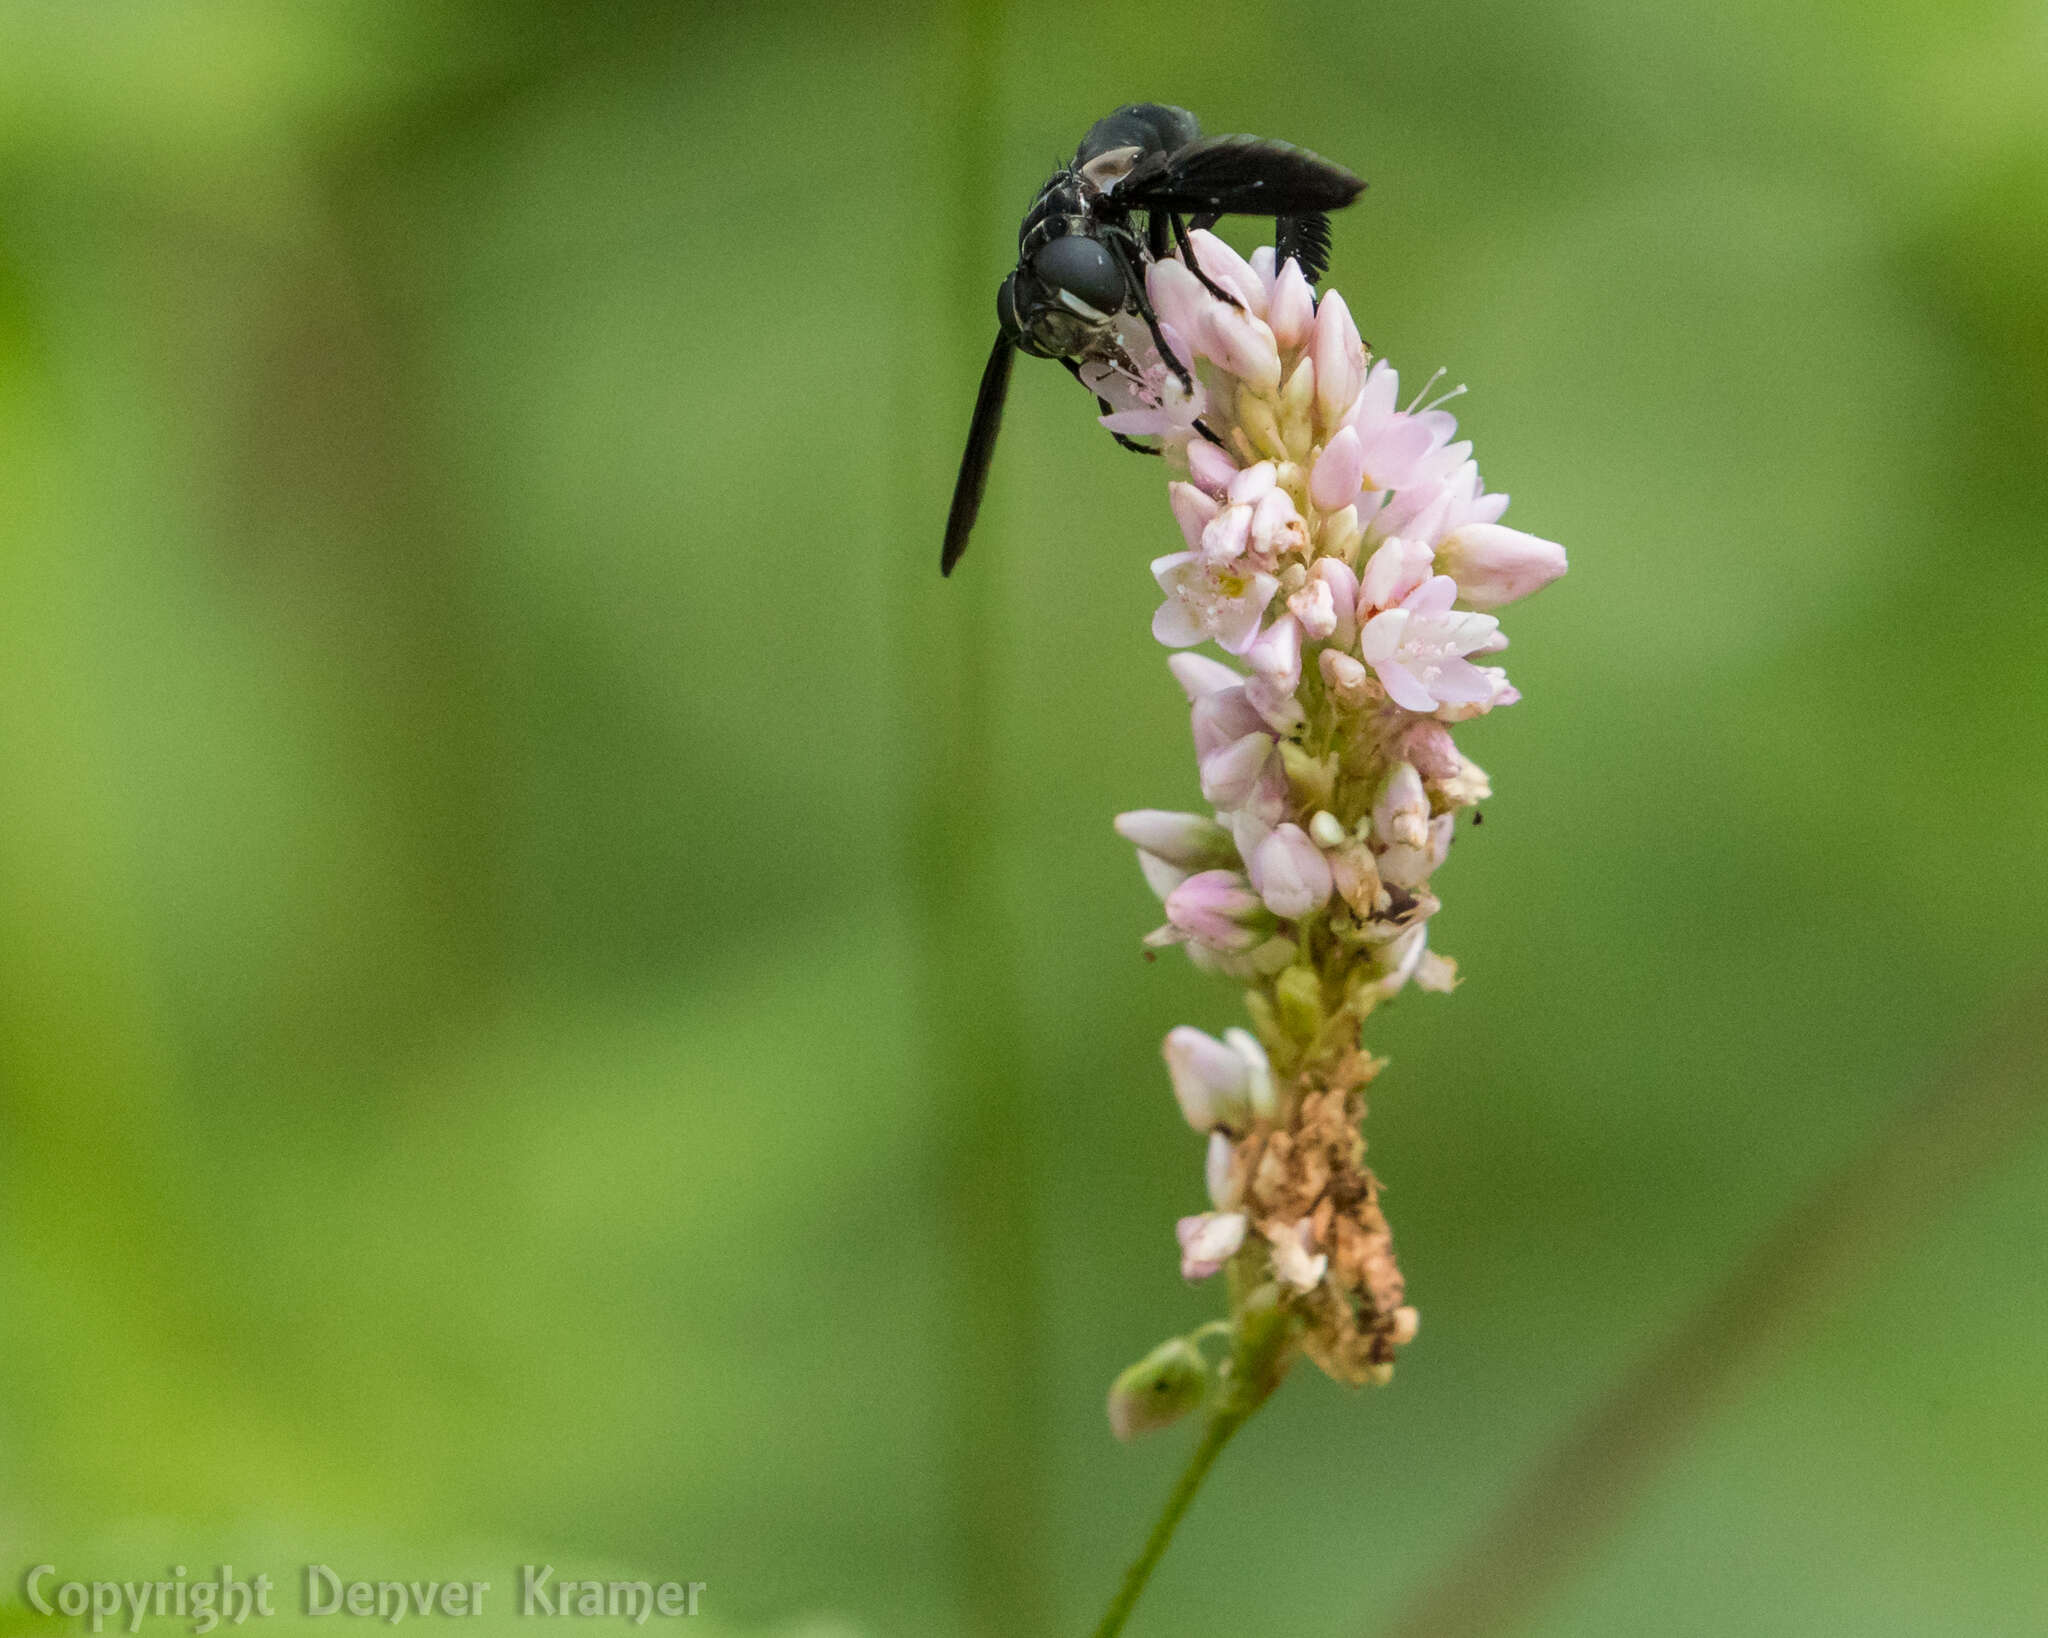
2, 2, 2045, 1635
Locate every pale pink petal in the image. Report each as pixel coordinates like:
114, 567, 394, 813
1199, 730, 1279, 810
1312, 289, 1364, 428
1250, 823, 1333, 919
1177, 1211, 1248, 1279
1267, 259, 1315, 351
1200, 304, 1282, 394
1186, 439, 1239, 496
1168, 483, 1220, 553
1169, 651, 1243, 702
1186, 228, 1265, 312
1227, 461, 1277, 506
1310, 425, 1368, 511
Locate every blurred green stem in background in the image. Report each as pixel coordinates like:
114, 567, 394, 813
896, 2, 1047, 1636
1388, 976, 2048, 1638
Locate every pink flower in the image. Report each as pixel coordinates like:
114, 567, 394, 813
1168, 651, 1243, 702
1197, 730, 1277, 813
1200, 304, 1281, 394
1357, 536, 1435, 612
1114, 809, 1238, 870
1162, 870, 1271, 954
1311, 290, 1364, 429
1243, 615, 1303, 693
1167, 482, 1220, 553
1182, 228, 1267, 312
1264, 1220, 1328, 1292
1186, 440, 1240, 496
1161, 1024, 1275, 1130
1249, 823, 1333, 919
1205, 1130, 1239, 1208
1434, 523, 1568, 608
1266, 259, 1316, 351
1177, 1211, 1248, 1279
1151, 553, 1278, 652
1310, 425, 1368, 512
1359, 576, 1505, 714
1287, 575, 1338, 641
1082, 314, 1209, 444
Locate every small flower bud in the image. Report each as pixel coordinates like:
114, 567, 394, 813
1186, 438, 1239, 496
1434, 523, 1567, 608
1107, 1335, 1211, 1441
1202, 305, 1282, 395
1176, 1210, 1248, 1280
1222, 1026, 1277, 1118
1250, 823, 1333, 919
1374, 762, 1431, 851
1313, 557, 1360, 649
1162, 1025, 1254, 1129
1287, 575, 1338, 641
1205, 1130, 1240, 1208
1278, 741, 1337, 813
1190, 685, 1266, 757
1164, 870, 1270, 955
1267, 259, 1316, 351
1401, 718, 1462, 780
1200, 730, 1279, 811
1168, 482, 1220, 554
1274, 962, 1325, 1042
1318, 648, 1374, 707
1200, 502, 1252, 565
1310, 425, 1367, 512
1235, 391, 1289, 461
1244, 615, 1303, 691
1187, 229, 1265, 312
1244, 676, 1306, 738
1329, 841, 1386, 918
1114, 809, 1238, 871
1359, 536, 1434, 612
1279, 355, 1316, 450
1135, 850, 1186, 902
1249, 487, 1306, 558
1265, 1219, 1329, 1292
1227, 460, 1277, 506
1169, 650, 1244, 702
1145, 258, 1207, 346
1308, 810, 1347, 849
1320, 503, 1363, 565
1312, 290, 1365, 432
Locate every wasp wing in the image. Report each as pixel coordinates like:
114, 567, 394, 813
941, 332, 1017, 576
1117, 134, 1364, 218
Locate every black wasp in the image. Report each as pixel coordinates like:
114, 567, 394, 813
941, 103, 1364, 575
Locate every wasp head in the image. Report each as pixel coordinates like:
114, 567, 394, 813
999, 234, 1129, 360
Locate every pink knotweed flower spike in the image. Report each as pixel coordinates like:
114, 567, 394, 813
1107, 227, 1565, 1409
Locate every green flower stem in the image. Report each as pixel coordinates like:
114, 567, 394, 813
1087, 1406, 1250, 1638
1089, 1286, 1296, 1638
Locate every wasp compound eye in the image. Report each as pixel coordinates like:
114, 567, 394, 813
1032, 236, 1124, 319
996, 272, 1022, 337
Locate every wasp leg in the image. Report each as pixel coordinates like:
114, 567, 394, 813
1104, 230, 1197, 394
1169, 212, 1246, 309
1276, 212, 1333, 283
1059, 358, 1164, 456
